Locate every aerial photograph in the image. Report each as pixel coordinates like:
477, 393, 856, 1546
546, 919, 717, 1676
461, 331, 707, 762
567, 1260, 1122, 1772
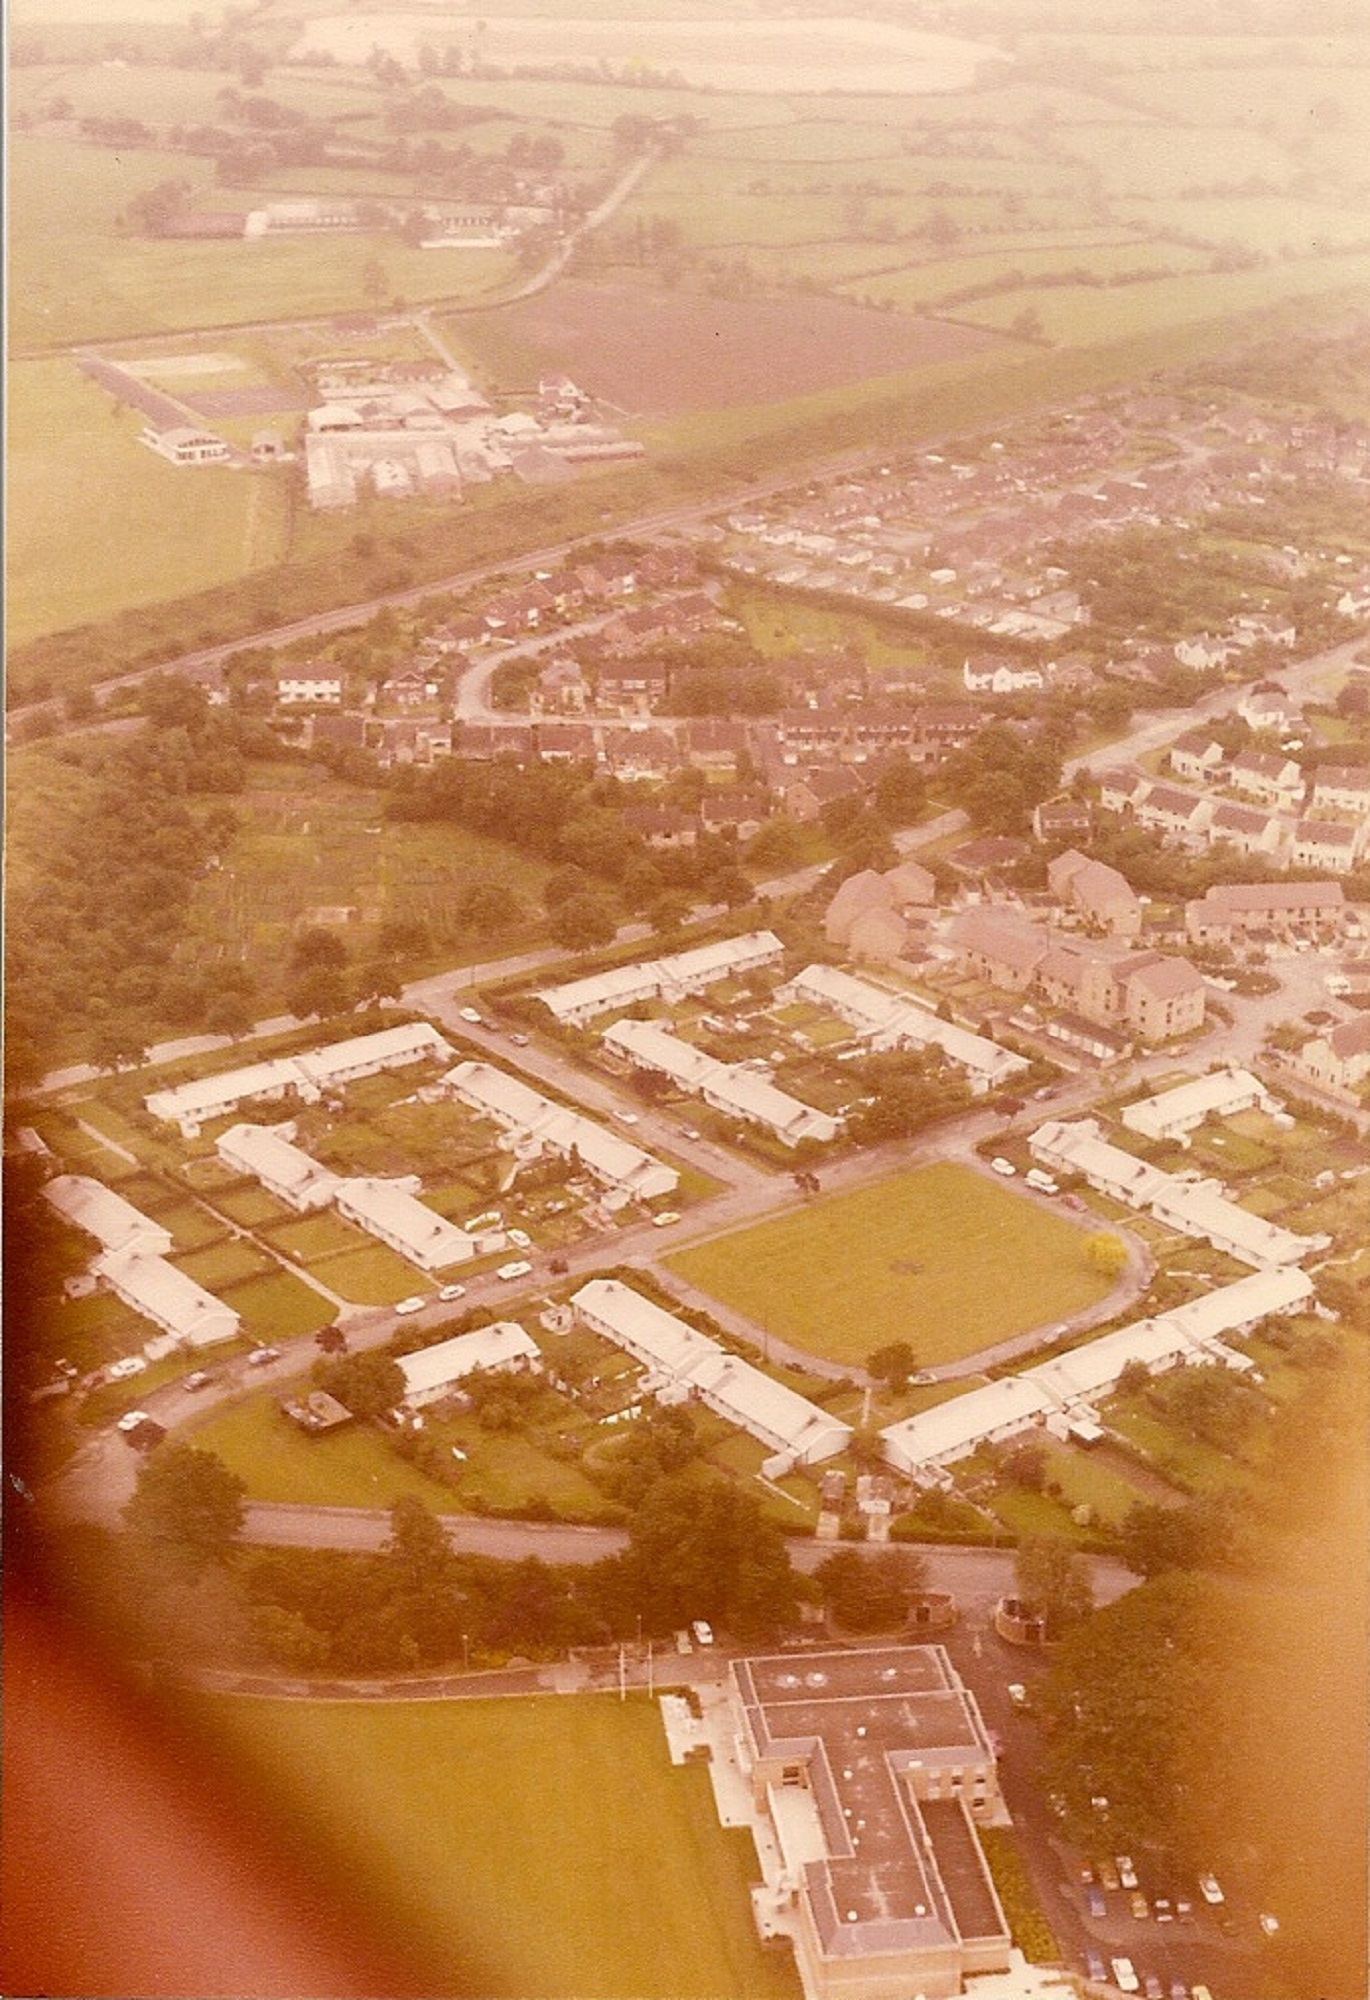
3, 1, 1369, 1997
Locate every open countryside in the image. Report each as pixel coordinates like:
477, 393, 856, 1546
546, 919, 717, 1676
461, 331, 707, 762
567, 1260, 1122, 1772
666, 1162, 1117, 1367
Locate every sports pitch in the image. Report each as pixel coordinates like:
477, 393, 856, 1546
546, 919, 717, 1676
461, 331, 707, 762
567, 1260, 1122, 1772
665, 1160, 1113, 1368
203, 1693, 798, 2000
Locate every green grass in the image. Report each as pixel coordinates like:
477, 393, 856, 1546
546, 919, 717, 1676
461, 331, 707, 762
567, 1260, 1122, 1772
198, 1694, 799, 2000
189, 1393, 465, 1508
311, 1243, 434, 1307
174, 1238, 274, 1289
7, 354, 288, 646
666, 1162, 1114, 1369
220, 1269, 335, 1341
265, 1212, 375, 1262
213, 1183, 295, 1229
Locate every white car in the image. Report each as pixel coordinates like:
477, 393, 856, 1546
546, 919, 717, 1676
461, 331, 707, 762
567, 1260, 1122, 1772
395, 1295, 427, 1316
991, 1157, 1016, 1177
106, 1355, 148, 1381
458, 1006, 483, 1024
116, 1408, 151, 1432
651, 1210, 680, 1228
1111, 1958, 1139, 1995
506, 1227, 532, 1249
245, 1345, 281, 1367
1117, 1855, 1139, 1891
438, 1283, 467, 1302
691, 1620, 714, 1647
1197, 1873, 1224, 1906
1258, 1912, 1280, 1937
1007, 1682, 1028, 1709
497, 1259, 533, 1281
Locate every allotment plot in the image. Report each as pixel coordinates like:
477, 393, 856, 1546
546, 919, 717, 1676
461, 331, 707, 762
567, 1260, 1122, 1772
666, 1161, 1113, 1368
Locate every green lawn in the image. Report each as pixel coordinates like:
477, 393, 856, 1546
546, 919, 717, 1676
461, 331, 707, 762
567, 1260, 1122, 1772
189, 1394, 461, 1510
666, 1162, 1114, 1368
198, 1694, 799, 2000
314, 1243, 438, 1307
221, 1270, 335, 1341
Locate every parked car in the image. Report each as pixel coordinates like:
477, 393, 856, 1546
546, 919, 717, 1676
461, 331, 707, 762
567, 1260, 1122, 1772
1117, 1855, 1139, 1890
1079, 1861, 1095, 1886
1086, 1953, 1107, 1983
438, 1283, 467, 1302
691, 1620, 714, 1647
990, 1156, 1016, 1176
1130, 1891, 1149, 1921
458, 1006, 483, 1025
507, 1227, 532, 1248
1258, 1912, 1280, 1937
1143, 1975, 1164, 2000
106, 1356, 148, 1381
682, 1127, 702, 1141
395, 1295, 427, 1316
508, 1032, 530, 1047
1197, 1874, 1224, 1906
651, 1210, 680, 1228
245, 1345, 281, 1367
497, 1260, 533, 1281
116, 1409, 152, 1432
183, 1370, 213, 1393
1111, 1958, 1139, 1995
1097, 1859, 1121, 1892
1169, 1982, 1188, 2000
1007, 1682, 1028, 1709
1152, 1897, 1173, 1924
1087, 1889, 1107, 1920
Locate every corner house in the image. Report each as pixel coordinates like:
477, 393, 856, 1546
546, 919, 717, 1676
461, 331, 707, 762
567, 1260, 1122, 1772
729, 1645, 1011, 2000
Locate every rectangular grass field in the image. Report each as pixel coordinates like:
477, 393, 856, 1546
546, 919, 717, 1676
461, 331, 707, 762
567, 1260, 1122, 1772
665, 1161, 1114, 1368
198, 1694, 799, 2000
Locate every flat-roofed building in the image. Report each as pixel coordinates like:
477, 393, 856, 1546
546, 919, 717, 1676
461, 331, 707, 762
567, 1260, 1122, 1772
145, 1024, 453, 1137
445, 1061, 678, 1206
44, 1175, 173, 1258
572, 1278, 849, 1474
536, 931, 783, 1026
1121, 1068, 1275, 1145
604, 1018, 840, 1146
334, 1177, 476, 1270
146, 1057, 301, 1138
93, 1246, 241, 1351
780, 965, 1028, 1096
398, 1322, 540, 1408
729, 1645, 1011, 2000
1148, 1177, 1326, 1270
293, 1021, 452, 1089
216, 1123, 342, 1211
1028, 1118, 1171, 1208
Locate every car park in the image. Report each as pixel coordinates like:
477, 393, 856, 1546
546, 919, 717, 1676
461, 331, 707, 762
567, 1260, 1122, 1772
395, 1295, 427, 1315
1111, 1957, 1139, 1994
245, 1345, 281, 1366
497, 1260, 533, 1281
438, 1283, 467, 1302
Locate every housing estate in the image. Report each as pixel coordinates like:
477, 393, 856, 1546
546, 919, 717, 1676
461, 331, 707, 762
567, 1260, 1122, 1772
1289, 1013, 1370, 1098
334, 1177, 478, 1271
881, 1265, 1312, 1481
536, 932, 785, 1028
216, 1123, 342, 1211
1028, 1119, 1328, 1267
145, 1023, 453, 1138
45, 1174, 241, 1356
572, 1278, 850, 1477
947, 912, 1205, 1044
729, 1646, 1011, 2000
1120, 1068, 1275, 1145
1184, 880, 1348, 945
603, 1019, 840, 1147
444, 1062, 678, 1207
397, 1322, 541, 1410
781, 965, 1028, 1097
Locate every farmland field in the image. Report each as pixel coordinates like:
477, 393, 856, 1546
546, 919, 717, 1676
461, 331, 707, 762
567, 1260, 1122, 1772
199, 1693, 798, 2000
665, 1161, 1114, 1367
452, 281, 1004, 416
7, 356, 288, 645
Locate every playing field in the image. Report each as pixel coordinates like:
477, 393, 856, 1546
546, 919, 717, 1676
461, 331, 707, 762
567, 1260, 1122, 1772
665, 1161, 1113, 1367
201, 1693, 799, 2000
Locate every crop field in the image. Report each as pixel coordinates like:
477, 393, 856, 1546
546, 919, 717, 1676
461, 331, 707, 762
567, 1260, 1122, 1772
7, 356, 288, 646
200, 1693, 797, 2000
665, 1161, 1114, 1368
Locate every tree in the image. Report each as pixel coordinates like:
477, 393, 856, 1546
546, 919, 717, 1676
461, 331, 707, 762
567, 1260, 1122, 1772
287, 962, 349, 1020
867, 1340, 918, 1393
315, 1349, 406, 1420
204, 989, 254, 1040
290, 925, 348, 972
124, 1442, 247, 1573
1085, 1231, 1129, 1281
549, 890, 619, 953
1116, 1494, 1247, 1579
1014, 1533, 1094, 1639
611, 1475, 798, 1642
815, 1547, 928, 1632
646, 890, 693, 935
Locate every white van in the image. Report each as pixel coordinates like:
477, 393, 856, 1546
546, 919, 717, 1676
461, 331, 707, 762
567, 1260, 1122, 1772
1026, 1168, 1058, 1195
